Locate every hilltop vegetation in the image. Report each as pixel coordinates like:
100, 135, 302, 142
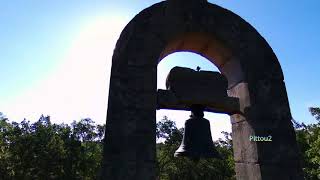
0, 107, 319, 179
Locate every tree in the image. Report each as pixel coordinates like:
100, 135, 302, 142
1, 112, 236, 179
295, 107, 320, 180
309, 107, 320, 121
0, 115, 105, 180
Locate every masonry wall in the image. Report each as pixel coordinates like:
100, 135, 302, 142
101, 1, 304, 179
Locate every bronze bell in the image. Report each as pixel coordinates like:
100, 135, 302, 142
174, 104, 221, 159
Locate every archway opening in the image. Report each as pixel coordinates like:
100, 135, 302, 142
156, 52, 231, 142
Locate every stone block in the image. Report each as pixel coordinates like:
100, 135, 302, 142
228, 82, 251, 113
254, 129, 301, 164
232, 120, 258, 163
259, 163, 304, 180
166, 66, 228, 99
220, 58, 244, 88
235, 162, 261, 180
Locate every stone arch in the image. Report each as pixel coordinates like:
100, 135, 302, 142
102, 1, 303, 179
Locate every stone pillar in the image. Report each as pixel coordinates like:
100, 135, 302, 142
100, 62, 158, 180
229, 81, 304, 180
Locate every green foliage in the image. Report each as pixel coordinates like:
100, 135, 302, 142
309, 107, 320, 121
156, 116, 235, 180
0, 114, 105, 180
295, 107, 320, 180
1, 107, 319, 180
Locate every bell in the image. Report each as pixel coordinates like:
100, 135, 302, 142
174, 105, 221, 159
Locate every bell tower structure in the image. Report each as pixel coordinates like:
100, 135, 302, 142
101, 0, 304, 179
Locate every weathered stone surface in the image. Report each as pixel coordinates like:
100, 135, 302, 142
166, 66, 228, 98
228, 82, 251, 113
232, 120, 259, 163
220, 58, 244, 88
102, 0, 303, 179
259, 163, 304, 180
235, 163, 262, 180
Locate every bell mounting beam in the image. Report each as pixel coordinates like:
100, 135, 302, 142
157, 89, 240, 115
158, 66, 241, 115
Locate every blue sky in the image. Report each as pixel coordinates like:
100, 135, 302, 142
0, 0, 319, 139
